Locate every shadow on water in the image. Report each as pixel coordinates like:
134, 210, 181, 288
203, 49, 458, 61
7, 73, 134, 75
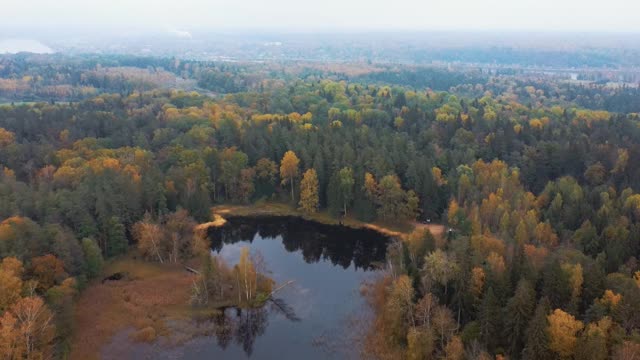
269, 298, 301, 322
207, 307, 269, 357
103, 215, 389, 360
197, 216, 390, 358
209, 215, 389, 271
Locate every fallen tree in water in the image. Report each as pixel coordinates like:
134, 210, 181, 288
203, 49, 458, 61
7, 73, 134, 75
268, 280, 295, 299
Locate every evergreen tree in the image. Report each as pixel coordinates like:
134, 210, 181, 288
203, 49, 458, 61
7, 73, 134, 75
105, 216, 127, 257
575, 322, 608, 360
327, 172, 342, 217
81, 238, 104, 279
478, 286, 501, 352
543, 259, 572, 310
522, 298, 553, 360
504, 279, 536, 356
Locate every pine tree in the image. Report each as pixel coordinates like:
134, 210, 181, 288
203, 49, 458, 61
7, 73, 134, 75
327, 172, 342, 217
478, 286, 501, 351
522, 298, 553, 360
543, 259, 572, 310
575, 321, 608, 360
81, 238, 104, 279
105, 216, 127, 257
504, 279, 536, 356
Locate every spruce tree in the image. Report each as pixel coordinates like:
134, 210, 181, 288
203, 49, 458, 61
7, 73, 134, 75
543, 259, 572, 310
478, 286, 501, 352
504, 279, 536, 356
105, 216, 127, 257
522, 297, 553, 360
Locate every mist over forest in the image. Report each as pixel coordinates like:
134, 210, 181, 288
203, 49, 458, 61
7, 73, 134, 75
2, 2, 640, 359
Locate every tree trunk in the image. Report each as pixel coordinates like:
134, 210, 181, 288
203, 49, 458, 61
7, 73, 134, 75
151, 235, 163, 263
212, 177, 217, 202
290, 177, 294, 202
243, 260, 249, 301
236, 272, 241, 303
268, 280, 295, 298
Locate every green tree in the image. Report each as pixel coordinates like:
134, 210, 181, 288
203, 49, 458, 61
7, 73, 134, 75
81, 238, 104, 279
543, 259, 572, 310
573, 220, 600, 256
219, 147, 249, 202
376, 174, 412, 222
104, 216, 127, 257
504, 279, 536, 356
49, 225, 85, 276
337, 167, 355, 216
522, 298, 553, 360
255, 158, 278, 198
423, 249, 459, 296
575, 319, 609, 360
478, 286, 501, 351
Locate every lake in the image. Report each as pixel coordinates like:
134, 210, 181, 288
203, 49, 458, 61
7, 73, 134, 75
0, 39, 54, 54
103, 216, 389, 359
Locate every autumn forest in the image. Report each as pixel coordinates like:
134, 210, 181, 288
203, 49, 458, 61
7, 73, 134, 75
1, 47, 640, 360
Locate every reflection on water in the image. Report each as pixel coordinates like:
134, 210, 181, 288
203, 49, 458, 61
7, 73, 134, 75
102, 216, 389, 360
208, 307, 269, 356
210, 216, 389, 271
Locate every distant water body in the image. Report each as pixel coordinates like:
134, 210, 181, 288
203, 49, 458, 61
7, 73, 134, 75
0, 39, 54, 54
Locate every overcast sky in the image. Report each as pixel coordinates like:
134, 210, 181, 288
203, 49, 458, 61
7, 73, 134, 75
3, 0, 639, 33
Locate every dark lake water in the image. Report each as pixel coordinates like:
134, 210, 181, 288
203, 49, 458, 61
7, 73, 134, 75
104, 216, 389, 359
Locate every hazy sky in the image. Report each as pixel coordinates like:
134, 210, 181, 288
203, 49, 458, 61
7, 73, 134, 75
3, 0, 639, 33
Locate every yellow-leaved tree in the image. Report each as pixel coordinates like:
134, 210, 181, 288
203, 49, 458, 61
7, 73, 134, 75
280, 151, 300, 202
0, 257, 23, 312
299, 169, 319, 214
0, 296, 55, 359
547, 308, 584, 358
236, 247, 257, 302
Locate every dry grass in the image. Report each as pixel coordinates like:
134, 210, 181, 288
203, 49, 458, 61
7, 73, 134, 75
70, 204, 443, 359
413, 222, 445, 239
194, 213, 227, 232
69, 257, 196, 360
130, 326, 157, 343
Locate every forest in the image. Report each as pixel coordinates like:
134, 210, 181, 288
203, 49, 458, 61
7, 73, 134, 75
1, 53, 640, 359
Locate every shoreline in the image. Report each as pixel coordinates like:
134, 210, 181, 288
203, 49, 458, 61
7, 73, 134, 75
208, 202, 415, 239
208, 202, 445, 241
70, 203, 442, 359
